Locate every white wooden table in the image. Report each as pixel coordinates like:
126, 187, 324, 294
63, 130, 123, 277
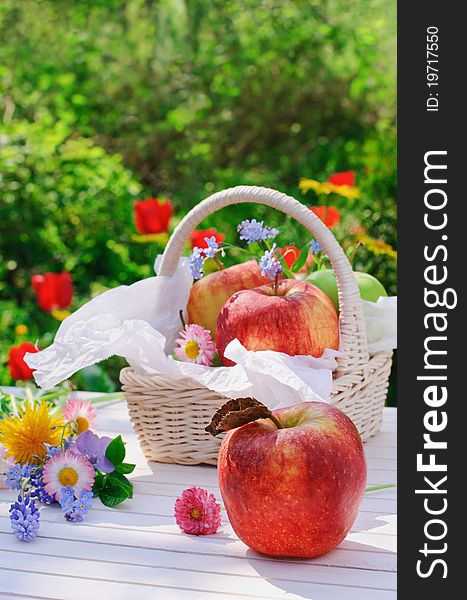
0, 400, 396, 600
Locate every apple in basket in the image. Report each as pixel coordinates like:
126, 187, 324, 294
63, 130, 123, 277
306, 269, 387, 311
187, 260, 270, 337
207, 399, 366, 558
216, 279, 339, 366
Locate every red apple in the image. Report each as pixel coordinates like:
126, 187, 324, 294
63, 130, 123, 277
216, 279, 339, 366
218, 402, 367, 558
187, 260, 269, 337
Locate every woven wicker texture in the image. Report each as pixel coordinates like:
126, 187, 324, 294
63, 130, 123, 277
121, 186, 393, 464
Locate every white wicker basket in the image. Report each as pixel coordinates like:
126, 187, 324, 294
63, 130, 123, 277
121, 186, 393, 465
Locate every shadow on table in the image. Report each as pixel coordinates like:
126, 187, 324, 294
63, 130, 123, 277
89, 470, 238, 547
245, 534, 395, 600
243, 510, 396, 599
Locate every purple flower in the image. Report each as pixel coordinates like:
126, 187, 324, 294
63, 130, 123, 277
203, 236, 220, 259
309, 239, 324, 255
74, 430, 114, 473
188, 247, 204, 279
59, 487, 93, 523
237, 219, 279, 244
259, 244, 283, 280
59, 486, 75, 513
10, 496, 40, 542
30, 467, 55, 505
5, 463, 32, 491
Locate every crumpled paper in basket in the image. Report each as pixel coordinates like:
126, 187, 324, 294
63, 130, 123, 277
25, 257, 396, 408
362, 296, 397, 355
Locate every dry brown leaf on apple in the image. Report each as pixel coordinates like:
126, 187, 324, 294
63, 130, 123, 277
205, 397, 273, 436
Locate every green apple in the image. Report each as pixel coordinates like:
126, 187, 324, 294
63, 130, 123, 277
306, 269, 387, 311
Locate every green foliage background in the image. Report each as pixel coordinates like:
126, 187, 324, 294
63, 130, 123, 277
0, 0, 396, 400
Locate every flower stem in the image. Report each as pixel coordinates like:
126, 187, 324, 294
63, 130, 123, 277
179, 310, 186, 329
89, 392, 125, 405
20, 477, 31, 499
365, 483, 396, 493
41, 389, 70, 403
348, 241, 363, 266
214, 255, 225, 271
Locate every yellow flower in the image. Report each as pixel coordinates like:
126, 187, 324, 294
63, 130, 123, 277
0, 402, 65, 465
356, 233, 398, 259
51, 309, 71, 321
131, 233, 169, 244
299, 178, 361, 200
15, 324, 29, 336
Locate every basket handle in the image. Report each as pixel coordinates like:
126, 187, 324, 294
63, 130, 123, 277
158, 185, 368, 372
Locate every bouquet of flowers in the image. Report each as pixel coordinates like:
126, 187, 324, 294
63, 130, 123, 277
0, 388, 134, 542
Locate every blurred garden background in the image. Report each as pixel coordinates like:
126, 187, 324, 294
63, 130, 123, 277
0, 0, 397, 401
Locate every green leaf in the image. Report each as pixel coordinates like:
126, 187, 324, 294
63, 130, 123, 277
98, 486, 129, 508
92, 471, 105, 495
108, 471, 133, 499
291, 245, 310, 273
276, 254, 294, 279
116, 462, 136, 475
105, 435, 126, 466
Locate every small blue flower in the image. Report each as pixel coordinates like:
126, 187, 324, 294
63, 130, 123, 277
309, 240, 324, 255
6, 463, 32, 491
59, 486, 75, 513
64, 490, 93, 523
9, 496, 40, 542
259, 244, 284, 280
46, 445, 61, 458
188, 247, 204, 279
237, 219, 279, 244
29, 467, 55, 505
203, 236, 220, 259
75, 490, 93, 514
262, 226, 280, 240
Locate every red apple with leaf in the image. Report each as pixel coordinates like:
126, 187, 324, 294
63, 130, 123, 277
207, 399, 366, 558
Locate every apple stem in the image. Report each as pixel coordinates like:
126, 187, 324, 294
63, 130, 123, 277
269, 414, 283, 429
274, 273, 279, 295
179, 310, 186, 329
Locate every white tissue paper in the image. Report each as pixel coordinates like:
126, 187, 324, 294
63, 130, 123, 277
25, 257, 396, 409
362, 296, 397, 355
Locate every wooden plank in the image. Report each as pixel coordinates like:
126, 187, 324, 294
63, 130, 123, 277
0, 488, 395, 517
0, 568, 396, 600
0, 500, 395, 545
0, 541, 396, 597
0, 517, 395, 571
0, 541, 396, 590
0, 400, 397, 599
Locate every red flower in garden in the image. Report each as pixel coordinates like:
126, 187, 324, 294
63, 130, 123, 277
328, 170, 355, 187
311, 206, 341, 229
134, 198, 173, 234
190, 228, 225, 249
31, 272, 73, 312
8, 342, 39, 381
279, 245, 300, 269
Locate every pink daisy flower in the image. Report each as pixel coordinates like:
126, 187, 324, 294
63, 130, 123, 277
42, 450, 95, 498
174, 324, 216, 366
174, 486, 222, 535
64, 398, 97, 434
